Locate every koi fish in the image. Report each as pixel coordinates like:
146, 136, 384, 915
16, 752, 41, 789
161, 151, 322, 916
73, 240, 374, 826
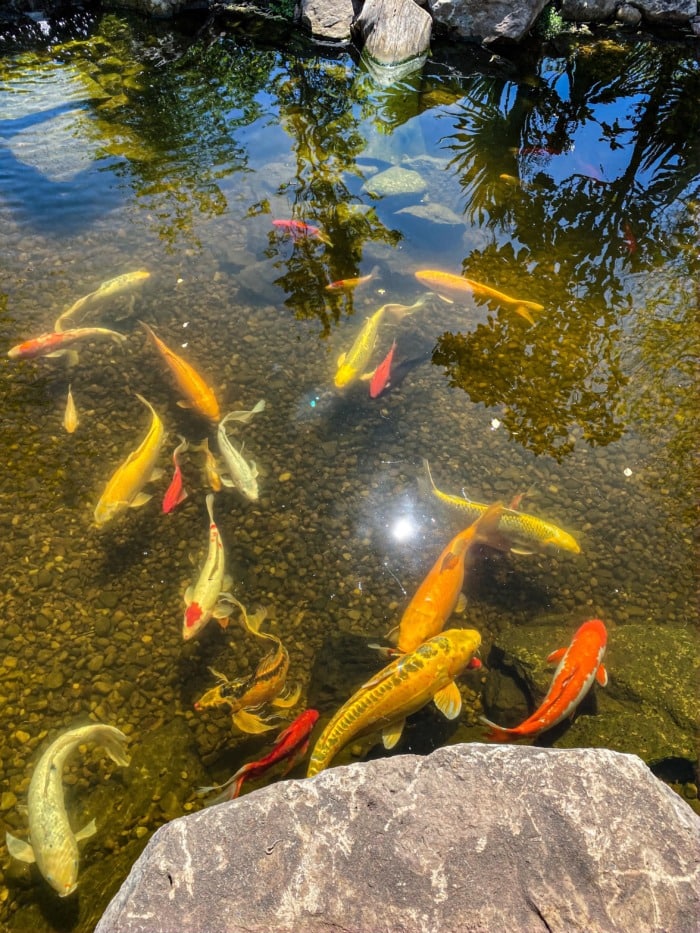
622, 221, 637, 255
272, 219, 332, 246
162, 436, 189, 514
481, 619, 608, 741
5, 723, 129, 897
335, 298, 426, 390
63, 384, 78, 434
422, 460, 580, 555
369, 339, 397, 399
518, 145, 562, 156
216, 400, 266, 501
140, 321, 220, 423
182, 493, 234, 641
307, 628, 482, 778
195, 438, 223, 492
325, 269, 377, 291
198, 708, 319, 803
54, 270, 150, 332
8, 327, 127, 362
387, 503, 504, 656
94, 394, 165, 527
194, 602, 301, 733
414, 270, 542, 325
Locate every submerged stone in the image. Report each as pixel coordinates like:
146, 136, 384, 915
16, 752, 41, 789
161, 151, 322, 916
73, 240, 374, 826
362, 165, 427, 197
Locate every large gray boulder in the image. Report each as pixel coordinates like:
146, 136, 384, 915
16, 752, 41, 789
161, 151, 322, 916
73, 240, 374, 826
299, 0, 356, 41
352, 0, 432, 66
96, 745, 700, 933
427, 0, 550, 42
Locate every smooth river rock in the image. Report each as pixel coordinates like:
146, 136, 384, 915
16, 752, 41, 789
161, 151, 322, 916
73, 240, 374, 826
95, 744, 700, 933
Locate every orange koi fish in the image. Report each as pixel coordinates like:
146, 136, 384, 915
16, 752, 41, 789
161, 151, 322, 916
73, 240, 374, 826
481, 618, 608, 741
387, 503, 504, 656
414, 270, 543, 325
140, 321, 220, 423
369, 339, 397, 399
8, 327, 127, 361
198, 708, 319, 804
162, 436, 189, 514
272, 219, 332, 246
325, 269, 377, 291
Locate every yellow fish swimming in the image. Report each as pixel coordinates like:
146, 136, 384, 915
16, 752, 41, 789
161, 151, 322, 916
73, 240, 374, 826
94, 394, 165, 527
307, 627, 481, 777
422, 460, 580, 555
414, 269, 542, 324
194, 601, 301, 734
54, 270, 150, 331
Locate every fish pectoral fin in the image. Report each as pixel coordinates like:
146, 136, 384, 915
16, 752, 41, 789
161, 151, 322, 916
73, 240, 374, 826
176, 400, 192, 409
271, 683, 302, 709
596, 665, 609, 687
45, 350, 67, 359
433, 682, 462, 720
382, 720, 405, 750
5, 832, 36, 864
508, 546, 535, 556
336, 352, 346, 367
129, 493, 152, 508
513, 305, 536, 325
384, 624, 399, 646
232, 709, 278, 734
184, 585, 194, 604
546, 647, 566, 664
455, 593, 467, 614
359, 371, 374, 382
219, 475, 235, 488
149, 468, 165, 482
367, 642, 401, 660
213, 601, 234, 621
75, 818, 97, 843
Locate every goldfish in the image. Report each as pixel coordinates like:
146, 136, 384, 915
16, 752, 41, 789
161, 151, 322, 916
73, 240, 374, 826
369, 339, 397, 399
162, 436, 189, 514
182, 493, 235, 641
622, 221, 637, 255
54, 270, 150, 332
325, 269, 377, 291
387, 503, 504, 656
422, 460, 580, 556
195, 438, 223, 493
194, 602, 301, 733
216, 400, 266, 501
334, 298, 426, 390
272, 219, 332, 246
140, 321, 220, 422
307, 628, 482, 778
199, 708, 319, 803
481, 619, 608, 741
5, 723, 129, 897
414, 269, 542, 325
94, 394, 165, 527
63, 384, 78, 434
8, 327, 127, 363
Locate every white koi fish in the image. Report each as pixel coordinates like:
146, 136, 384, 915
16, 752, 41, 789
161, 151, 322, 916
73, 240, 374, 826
5, 723, 129, 897
216, 400, 266, 501
182, 493, 235, 641
54, 270, 151, 332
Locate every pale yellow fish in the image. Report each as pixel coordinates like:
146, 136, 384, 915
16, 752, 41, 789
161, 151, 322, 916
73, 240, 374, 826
55, 270, 150, 332
94, 394, 165, 527
63, 384, 78, 434
414, 269, 542, 324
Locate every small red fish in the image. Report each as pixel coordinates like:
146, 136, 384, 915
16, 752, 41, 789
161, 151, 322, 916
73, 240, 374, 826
481, 619, 608, 742
622, 221, 637, 255
272, 219, 332, 246
200, 708, 320, 803
162, 436, 189, 514
519, 145, 562, 156
325, 271, 375, 291
369, 339, 397, 399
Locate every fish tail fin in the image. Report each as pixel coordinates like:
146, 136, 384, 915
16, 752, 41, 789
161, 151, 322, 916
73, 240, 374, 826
205, 492, 215, 524
92, 725, 131, 767
513, 305, 536, 325
479, 716, 517, 743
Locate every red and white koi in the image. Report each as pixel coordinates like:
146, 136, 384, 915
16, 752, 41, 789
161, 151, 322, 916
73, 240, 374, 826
162, 436, 189, 514
8, 327, 127, 362
369, 339, 397, 399
481, 618, 608, 741
272, 219, 332, 246
182, 493, 234, 641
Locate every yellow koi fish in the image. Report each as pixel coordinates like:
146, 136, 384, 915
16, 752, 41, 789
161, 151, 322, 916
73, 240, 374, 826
63, 385, 78, 434
334, 298, 426, 389
195, 438, 223, 492
307, 628, 482, 777
422, 460, 580, 555
54, 270, 150, 331
93, 394, 165, 527
194, 602, 301, 734
140, 321, 220, 423
414, 269, 543, 324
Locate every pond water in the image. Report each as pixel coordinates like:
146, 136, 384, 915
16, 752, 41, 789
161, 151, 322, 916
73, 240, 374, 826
0, 10, 698, 930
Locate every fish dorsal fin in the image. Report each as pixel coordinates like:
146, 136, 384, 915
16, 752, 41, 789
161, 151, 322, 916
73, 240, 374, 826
596, 665, 608, 687
433, 682, 462, 720
360, 663, 398, 692
546, 647, 566, 664
5, 832, 36, 864
382, 719, 405, 749
75, 818, 97, 843
440, 550, 461, 572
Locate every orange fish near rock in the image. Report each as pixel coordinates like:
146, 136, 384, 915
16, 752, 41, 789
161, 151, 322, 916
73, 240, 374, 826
481, 618, 608, 741
369, 339, 397, 399
140, 321, 220, 422
414, 269, 542, 325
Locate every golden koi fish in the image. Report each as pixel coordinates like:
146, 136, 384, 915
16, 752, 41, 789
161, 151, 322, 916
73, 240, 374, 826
63, 384, 78, 434
334, 298, 427, 389
194, 602, 301, 734
414, 269, 542, 324
140, 321, 220, 422
307, 628, 482, 777
94, 394, 165, 527
422, 460, 580, 555
54, 270, 150, 331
